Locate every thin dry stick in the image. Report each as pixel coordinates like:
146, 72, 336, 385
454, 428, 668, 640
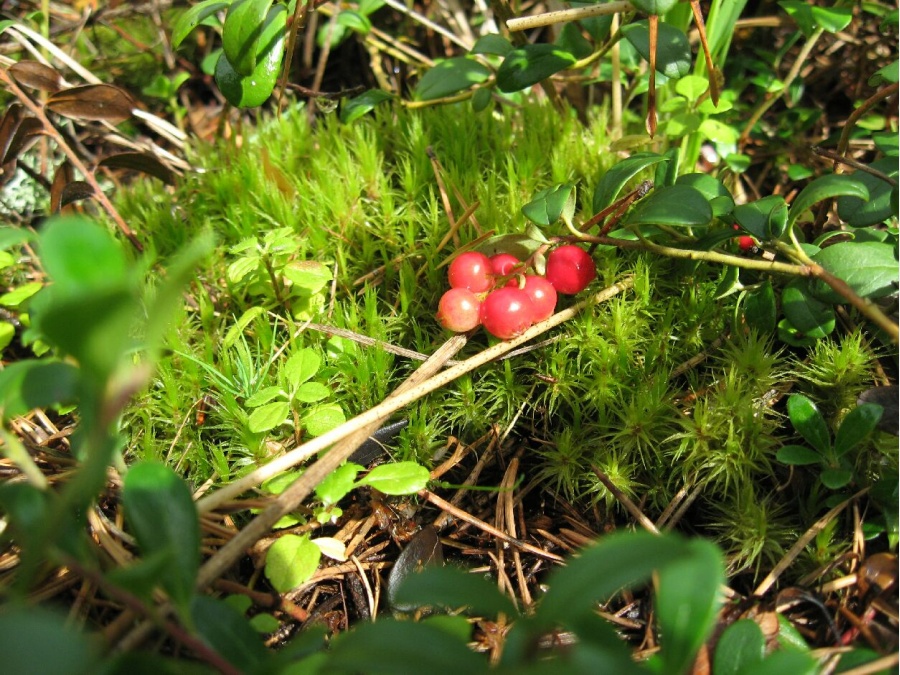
196, 278, 634, 515
754, 488, 868, 597
506, 1, 631, 31
423, 489, 564, 563
591, 465, 659, 534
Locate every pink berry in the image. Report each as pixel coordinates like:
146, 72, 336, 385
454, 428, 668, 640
448, 251, 493, 293
480, 287, 534, 340
436, 288, 482, 332
545, 245, 596, 295
522, 275, 557, 322
489, 253, 522, 278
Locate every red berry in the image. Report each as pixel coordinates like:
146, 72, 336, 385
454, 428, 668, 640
480, 287, 534, 340
545, 245, 596, 295
489, 253, 522, 278
522, 275, 557, 322
448, 251, 493, 293
436, 288, 482, 332
737, 235, 755, 251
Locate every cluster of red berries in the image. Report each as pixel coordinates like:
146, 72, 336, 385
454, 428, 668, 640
436, 245, 597, 339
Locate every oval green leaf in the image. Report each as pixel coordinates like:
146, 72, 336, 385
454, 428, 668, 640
621, 21, 692, 79
284, 348, 320, 387
522, 183, 577, 226
776, 444, 823, 466
248, 400, 290, 433
733, 195, 788, 240
592, 152, 666, 213
820, 467, 853, 490
786, 395, 830, 455
787, 174, 869, 228
265, 534, 321, 592
837, 158, 898, 227
223, 0, 274, 75
628, 0, 678, 14
393, 564, 517, 618
123, 462, 200, 613
496, 44, 576, 93
303, 403, 346, 437
190, 596, 268, 671
415, 58, 491, 101
215, 4, 285, 108
834, 403, 883, 458
315, 463, 362, 506
743, 280, 777, 334
294, 381, 331, 403
172, 0, 229, 49
357, 461, 430, 495
810, 241, 898, 302
626, 185, 713, 227
713, 619, 765, 675
340, 89, 394, 124
781, 279, 836, 339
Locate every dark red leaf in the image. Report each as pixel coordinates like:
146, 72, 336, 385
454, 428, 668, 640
9, 61, 63, 93
98, 151, 176, 184
46, 84, 134, 123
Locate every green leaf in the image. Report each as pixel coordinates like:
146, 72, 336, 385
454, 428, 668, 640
628, 0, 678, 13
626, 185, 713, 227
357, 461, 430, 495
787, 174, 869, 228
315, 463, 362, 506
674, 74, 709, 101
336, 9, 371, 34
752, 648, 819, 675
0, 281, 42, 307
294, 381, 331, 403
226, 254, 259, 284
837, 158, 898, 227
675, 173, 734, 216
656, 538, 724, 675
172, 0, 229, 49
776, 444, 823, 466
538, 531, 695, 626
284, 348, 320, 387
39, 216, 129, 294
0, 359, 79, 418
283, 260, 333, 292
393, 565, 518, 617
698, 118, 740, 145
781, 279, 836, 339
820, 468, 853, 490
780, 1, 852, 34
340, 89, 393, 124
265, 534, 321, 592
248, 400, 290, 432
787, 395, 831, 455
0, 321, 12, 352
592, 152, 666, 213
0, 606, 100, 675
415, 58, 491, 100
622, 21, 692, 79
123, 462, 200, 614
215, 4, 286, 107
870, 59, 899, 86
325, 619, 485, 674
249, 613, 281, 633
223, 306, 266, 349
190, 595, 267, 671
555, 22, 593, 59
303, 403, 346, 436
834, 403, 883, 458
713, 620, 765, 675
0, 225, 35, 250
733, 195, 788, 240
471, 86, 493, 113
244, 386, 284, 407
522, 183, 577, 226
471, 34, 513, 56
496, 44, 577, 93
222, 0, 273, 75
743, 280, 777, 333
810, 241, 898, 302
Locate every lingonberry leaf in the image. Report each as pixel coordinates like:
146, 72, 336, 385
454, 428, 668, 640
621, 20, 692, 79
786, 395, 831, 455
172, 0, 229, 49
625, 185, 713, 227
834, 404, 883, 458
471, 34, 513, 57
786, 174, 869, 228
265, 534, 321, 592
809, 241, 898, 303
46, 84, 134, 123
356, 461, 430, 495
743, 280, 777, 334
216, 4, 286, 107
713, 620, 766, 675
496, 44, 576, 93
190, 595, 268, 671
628, 0, 679, 15
223, 0, 274, 75
776, 444, 822, 466
522, 183, 577, 226
592, 151, 667, 213
781, 279, 836, 339
733, 195, 788, 240
393, 564, 517, 617
340, 89, 394, 124
836, 158, 898, 227
820, 468, 853, 490
415, 58, 491, 100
